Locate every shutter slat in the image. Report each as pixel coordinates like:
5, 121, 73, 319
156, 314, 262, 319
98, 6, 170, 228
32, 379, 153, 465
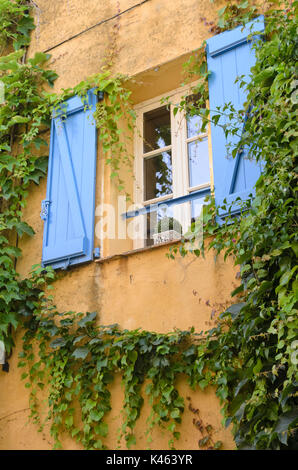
53, 117, 86, 238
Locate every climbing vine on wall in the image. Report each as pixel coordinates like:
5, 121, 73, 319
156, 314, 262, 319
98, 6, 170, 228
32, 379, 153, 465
19, 308, 198, 450
0, 44, 58, 355
169, 0, 298, 450
0, 0, 191, 450
0, 0, 35, 52
54, 71, 136, 194
0, 2, 134, 357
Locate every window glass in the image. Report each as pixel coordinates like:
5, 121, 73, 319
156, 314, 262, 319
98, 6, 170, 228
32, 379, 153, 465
143, 106, 171, 153
144, 151, 173, 200
134, 89, 212, 249
191, 196, 206, 223
188, 138, 210, 188
187, 114, 203, 138
145, 205, 173, 246
186, 94, 205, 138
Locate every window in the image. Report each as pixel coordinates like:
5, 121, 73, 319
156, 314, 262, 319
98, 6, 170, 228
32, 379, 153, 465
40, 18, 264, 267
134, 86, 212, 248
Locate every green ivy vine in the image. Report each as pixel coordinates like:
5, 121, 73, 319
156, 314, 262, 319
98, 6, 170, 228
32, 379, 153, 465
169, 0, 298, 450
0, 0, 35, 52
0, 0, 195, 451
0, 47, 58, 354
19, 305, 199, 450
0, 2, 134, 356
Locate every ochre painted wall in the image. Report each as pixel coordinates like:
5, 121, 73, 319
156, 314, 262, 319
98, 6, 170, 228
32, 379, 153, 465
28, 0, 224, 91
0, 243, 238, 450
0, 0, 239, 450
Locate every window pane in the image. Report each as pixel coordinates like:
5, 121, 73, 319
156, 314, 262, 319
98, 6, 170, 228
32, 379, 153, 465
143, 106, 171, 153
191, 196, 206, 224
187, 114, 203, 138
188, 138, 210, 188
144, 151, 172, 200
186, 94, 205, 138
145, 205, 173, 247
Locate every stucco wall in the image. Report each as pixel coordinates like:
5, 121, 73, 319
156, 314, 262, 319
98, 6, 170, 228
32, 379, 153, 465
0, 0, 239, 450
28, 0, 225, 91
0, 243, 238, 450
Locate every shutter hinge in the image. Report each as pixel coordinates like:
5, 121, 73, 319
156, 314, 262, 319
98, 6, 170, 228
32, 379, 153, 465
40, 199, 51, 221
94, 247, 100, 259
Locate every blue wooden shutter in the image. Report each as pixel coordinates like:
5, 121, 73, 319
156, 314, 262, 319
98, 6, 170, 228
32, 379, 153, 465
206, 17, 264, 216
41, 90, 97, 269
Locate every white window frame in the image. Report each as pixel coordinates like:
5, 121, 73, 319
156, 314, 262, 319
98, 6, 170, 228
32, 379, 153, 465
133, 83, 213, 249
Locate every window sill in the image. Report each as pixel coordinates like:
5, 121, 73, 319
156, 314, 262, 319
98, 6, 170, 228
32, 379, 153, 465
94, 239, 181, 264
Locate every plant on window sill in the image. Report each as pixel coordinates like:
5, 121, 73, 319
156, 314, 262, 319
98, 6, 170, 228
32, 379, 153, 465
152, 217, 182, 245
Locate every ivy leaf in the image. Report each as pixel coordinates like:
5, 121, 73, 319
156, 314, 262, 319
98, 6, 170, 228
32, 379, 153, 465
77, 311, 97, 328
5, 313, 18, 330
0, 155, 16, 172
125, 434, 136, 449
214, 441, 223, 449
224, 302, 246, 320
0, 57, 20, 72
96, 357, 108, 372
10, 116, 30, 125
90, 409, 104, 422
95, 422, 108, 437
72, 347, 89, 360
231, 284, 244, 297
254, 67, 276, 87
198, 436, 210, 447
170, 409, 181, 420
34, 156, 48, 172
16, 15, 35, 37
15, 221, 35, 237
93, 439, 103, 450
73, 335, 86, 345
50, 338, 66, 349
274, 410, 298, 436
252, 358, 263, 375
24, 170, 45, 185
234, 378, 248, 397
234, 402, 246, 422
45, 70, 59, 87
64, 415, 73, 428
28, 52, 50, 67
279, 266, 298, 287
33, 138, 48, 150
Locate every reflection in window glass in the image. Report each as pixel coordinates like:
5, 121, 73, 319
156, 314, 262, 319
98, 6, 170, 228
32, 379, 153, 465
187, 114, 203, 138
186, 94, 205, 138
144, 152, 172, 200
143, 106, 171, 153
188, 137, 210, 188
191, 196, 206, 224
145, 205, 173, 247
